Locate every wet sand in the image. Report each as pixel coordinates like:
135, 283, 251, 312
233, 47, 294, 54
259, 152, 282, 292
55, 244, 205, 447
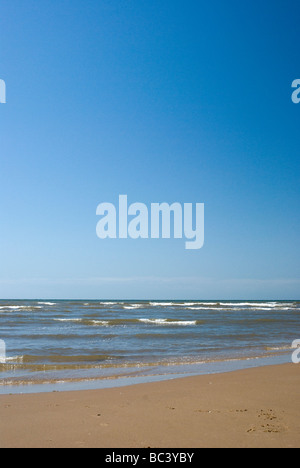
1, 364, 299, 448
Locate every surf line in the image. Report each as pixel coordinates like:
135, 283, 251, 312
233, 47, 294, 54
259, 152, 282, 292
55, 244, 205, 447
96, 195, 204, 250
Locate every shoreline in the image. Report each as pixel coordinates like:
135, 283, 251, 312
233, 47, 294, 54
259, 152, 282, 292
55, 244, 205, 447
0, 352, 291, 395
1, 363, 299, 448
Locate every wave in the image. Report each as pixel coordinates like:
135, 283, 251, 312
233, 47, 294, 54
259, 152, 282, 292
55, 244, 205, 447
174, 302, 199, 307
38, 302, 56, 306
54, 318, 82, 322
91, 320, 110, 326
179, 302, 220, 306
0, 354, 118, 367
218, 302, 279, 307
0, 305, 42, 309
173, 302, 295, 311
0, 355, 24, 364
53, 317, 198, 327
54, 318, 110, 326
149, 302, 175, 307
184, 303, 296, 311
139, 318, 197, 326
245, 307, 284, 311
265, 345, 293, 351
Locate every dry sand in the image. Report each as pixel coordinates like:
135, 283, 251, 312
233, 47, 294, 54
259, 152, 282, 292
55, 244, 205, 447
1, 364, 299, 448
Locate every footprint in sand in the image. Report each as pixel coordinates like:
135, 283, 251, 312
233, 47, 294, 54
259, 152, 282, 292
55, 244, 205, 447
247, 409, 287, 434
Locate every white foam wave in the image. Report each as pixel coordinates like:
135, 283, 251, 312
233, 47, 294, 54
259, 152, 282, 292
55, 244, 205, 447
54, 318, 82, 322
0, 355, 24, 364
0, 306, 42, 310
265, 345, 293, 351
218, 302, 279, 307
38, 302, 56, 306
187, 304, 294, 311
179, 302, 219, 306
175, 303, 198, 306
139, 318, 196, 326
91, 320, 110, 326
149, 302, 175, 307
252, 307, 292, 311
54, 318, 109, 326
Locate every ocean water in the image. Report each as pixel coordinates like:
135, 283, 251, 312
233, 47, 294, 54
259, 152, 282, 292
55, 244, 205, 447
0, 300, 299, 392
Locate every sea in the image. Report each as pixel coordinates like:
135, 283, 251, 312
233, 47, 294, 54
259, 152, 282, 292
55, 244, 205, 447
0, 300, 299, 393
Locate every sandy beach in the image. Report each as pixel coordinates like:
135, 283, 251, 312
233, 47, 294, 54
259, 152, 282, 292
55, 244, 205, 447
0, 363, 299, 448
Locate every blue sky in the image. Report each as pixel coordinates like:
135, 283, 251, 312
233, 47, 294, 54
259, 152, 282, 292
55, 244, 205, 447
0, 0, 299, 299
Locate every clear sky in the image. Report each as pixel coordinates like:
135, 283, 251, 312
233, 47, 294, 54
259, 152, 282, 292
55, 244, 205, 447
0, 0, 299, 299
